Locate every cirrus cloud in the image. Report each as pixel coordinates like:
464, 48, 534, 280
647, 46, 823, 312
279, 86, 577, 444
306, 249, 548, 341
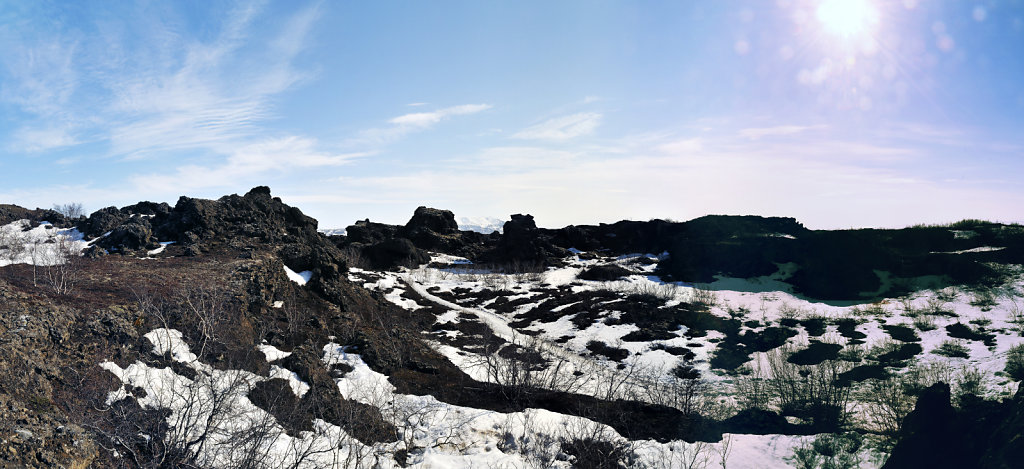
513, 112, 602, 141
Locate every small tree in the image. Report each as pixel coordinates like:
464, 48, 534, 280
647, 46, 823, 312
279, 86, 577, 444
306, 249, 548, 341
52, 202, 85, 219
42, 233, 82, 295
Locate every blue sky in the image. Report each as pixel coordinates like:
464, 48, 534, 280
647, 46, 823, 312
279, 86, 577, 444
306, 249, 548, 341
1, 0, 1022, 229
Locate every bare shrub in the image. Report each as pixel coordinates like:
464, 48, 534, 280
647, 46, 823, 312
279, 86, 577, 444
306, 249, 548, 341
857, 377, 916, 442
477, 335, 589, 401
53, 202, 86, 219
932, 339, 969, 358
788, 432, 863, 469
636, 364, 710, 416
42, 232, 82, 295
714, 434, 733, 469
495, 411, 560, 468
690, 284, 718, 311
337, 246, 370, 270
734, 361, 771, 411
1006, 343, 1024, 381
559, 418, 631, 469
765, 344, 854, 430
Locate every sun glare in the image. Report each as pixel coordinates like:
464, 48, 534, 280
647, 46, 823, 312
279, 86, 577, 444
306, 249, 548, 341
816, 0, 878, 38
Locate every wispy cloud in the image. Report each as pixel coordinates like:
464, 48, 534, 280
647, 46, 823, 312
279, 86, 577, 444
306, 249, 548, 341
131, 136, 366, 193
10, 126, 80, 153
0, 31, 83, 153
299, 122, 1019, 230
739, 125, 825, 140
655, 138, 703, 154
389, 104, 492, 127
353, 104, 492, 146
513, 112, 602, 141
0, 1, 325, 165
105, 3, 319, 158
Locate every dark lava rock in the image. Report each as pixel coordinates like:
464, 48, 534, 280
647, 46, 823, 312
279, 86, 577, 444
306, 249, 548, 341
364, 238, 430, 270
404, 206, 458, 235
578, 264, 633, 281
483, 214, 566, 266
121, 201, 171, 217
99, 218, 154, 252
882, 382, 1024, 469
400, 206, 465, 251
79, 206, 130, 238
83, 245, 108, 258
344, 219, 399, 245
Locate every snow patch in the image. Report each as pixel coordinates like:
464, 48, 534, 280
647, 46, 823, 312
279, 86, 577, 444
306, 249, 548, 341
283, 264, 313, 285
258, 344, 291, 362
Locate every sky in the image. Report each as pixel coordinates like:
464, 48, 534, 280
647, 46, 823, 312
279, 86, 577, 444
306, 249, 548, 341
1, 0, 1023, 230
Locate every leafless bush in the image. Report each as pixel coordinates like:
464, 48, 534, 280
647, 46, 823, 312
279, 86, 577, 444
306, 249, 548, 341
857, 376, 916, 442
42, 232, 82, 295
636, 365, 710, 416
477, 335, 590, 402
0, 225, 27, 268
1008, 298, 1024, 334
559, 417, 632, 469
690, 285, 717, 311
632, 440, 712, 469
611, 281, 678, 303
777, 302, 805, 320
337, 246, 370, 270
714, 434, 733, 469
495, 411, 560, 469
53, 202, 86, 219
764, 343, 854, 430
734, 360, 772, 411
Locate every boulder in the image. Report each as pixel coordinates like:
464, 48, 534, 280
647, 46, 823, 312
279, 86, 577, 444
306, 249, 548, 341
79, 206, 129, 238
404, 206, 458, 234
100, 219, 153, 252
578, 264, 633, 281
363, 238, 430, 270
345, 219, 398, 245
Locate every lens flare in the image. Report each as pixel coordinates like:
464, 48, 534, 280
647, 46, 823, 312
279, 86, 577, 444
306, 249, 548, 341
816, 0, 878, 38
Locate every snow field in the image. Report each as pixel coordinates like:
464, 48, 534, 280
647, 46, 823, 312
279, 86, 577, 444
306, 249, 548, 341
0, 219, 89, 267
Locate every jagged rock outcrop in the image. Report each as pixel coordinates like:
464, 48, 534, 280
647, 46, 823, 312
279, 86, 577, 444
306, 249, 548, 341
80, 206, 130, 236
404, 206, 458, 235
399, 206, 465, 252
75, 187, 369, 312
882, 382, 1024, 469
479, 214, 566, 267
100, 218, 155, 253
363, 237, 431, 270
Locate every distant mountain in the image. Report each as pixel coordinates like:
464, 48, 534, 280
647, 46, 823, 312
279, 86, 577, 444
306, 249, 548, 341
318, 227, 346, 236
457, 216, 504, 234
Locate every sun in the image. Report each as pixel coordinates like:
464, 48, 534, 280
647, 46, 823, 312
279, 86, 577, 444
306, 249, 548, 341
816, 0, 879, 38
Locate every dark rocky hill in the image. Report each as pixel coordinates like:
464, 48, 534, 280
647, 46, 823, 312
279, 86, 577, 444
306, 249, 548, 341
334, 209, 1024, 301
0, 187, 1022, 467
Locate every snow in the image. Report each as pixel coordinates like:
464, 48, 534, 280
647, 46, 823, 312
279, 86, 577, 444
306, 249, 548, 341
269, 365, 311, 397
932, 246, 1005, 254
457, 216, 504, 234
322, 343, 396, 398
283, 264, 313, 285
259, 344, 292, 362
103, 321, 894, 469
144, 328, 198, 363
147, 241, 175, 255
542, 266, 584, 286
0, 220, 88, 267
98, 246, 1024, 468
